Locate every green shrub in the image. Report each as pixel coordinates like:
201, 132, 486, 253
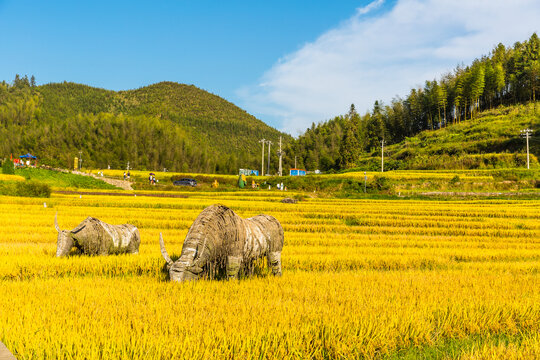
292, 193, 307, 201
343, 216, 361, 226
349, 158, 405, 172
449, 175, 461, 185
0, 180, 51, 198
492, 170, 519, 181
15, 180, 51, 197
2, 159, 15, 174
373, 176, 390, 190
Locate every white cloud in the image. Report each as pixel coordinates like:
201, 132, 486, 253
238, 0, 540, 135
356, 0, 384, 15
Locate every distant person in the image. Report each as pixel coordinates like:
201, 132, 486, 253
123, 172, 126, 180
127, 171, 131, 180
149, 174, 152, 185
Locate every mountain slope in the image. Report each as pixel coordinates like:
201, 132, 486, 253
357, 103, 540, 170
0, 80, 288, 173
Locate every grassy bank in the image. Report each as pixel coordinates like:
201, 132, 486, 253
14, 167, 118, 190
356, 102, 539, 170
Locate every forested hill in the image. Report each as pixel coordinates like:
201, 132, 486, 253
285, 33, 540, 171
0, 80, 288, 172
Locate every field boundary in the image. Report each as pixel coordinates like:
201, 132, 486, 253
54, 190, 188, 198
0, 341, 16, 360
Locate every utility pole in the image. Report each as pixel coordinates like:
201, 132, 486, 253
381, 139, 385, 172
277, 136, 284, 177
521, 129, 533, 169
294, 156, 297, 169
78, 150, 82, 170
364, 171, 367, 193
266, 140, 272, 176
259, 139, 265, 176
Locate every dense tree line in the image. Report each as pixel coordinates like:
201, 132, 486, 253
0, 80, 286, 173
286, 33, 540, 171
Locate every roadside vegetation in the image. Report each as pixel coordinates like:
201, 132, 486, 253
87, 168, 540, 197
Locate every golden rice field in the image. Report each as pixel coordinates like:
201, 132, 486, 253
0, 174, 24, 182
0, 190, 539, 359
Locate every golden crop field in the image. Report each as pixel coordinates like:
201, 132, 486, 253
0, 174, 24, 182
0, 190, 539, 359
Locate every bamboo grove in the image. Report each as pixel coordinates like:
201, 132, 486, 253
285, 33, 540, 171
0, 190, 539, 359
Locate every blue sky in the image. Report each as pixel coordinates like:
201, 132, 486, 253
1, 0, 539, 134
0, 1, 378, 114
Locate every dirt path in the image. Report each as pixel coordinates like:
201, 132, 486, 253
0, 341, 16, 360
71, 171, 133, 190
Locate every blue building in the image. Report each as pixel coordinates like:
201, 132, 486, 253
289, 168, 306, 176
